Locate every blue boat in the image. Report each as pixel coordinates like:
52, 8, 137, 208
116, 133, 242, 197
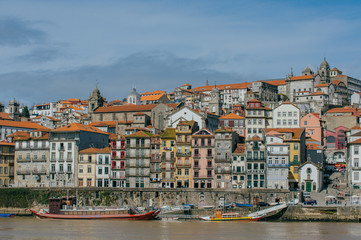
233, 203, 253, 207
0, 213, 15, 218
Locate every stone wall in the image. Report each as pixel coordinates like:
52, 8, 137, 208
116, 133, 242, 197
0, 187, 290, 209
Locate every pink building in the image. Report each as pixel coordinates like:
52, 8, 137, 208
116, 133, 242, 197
192, 129, 214, 189
300, 113, 325, 145
326, 126, 347, 150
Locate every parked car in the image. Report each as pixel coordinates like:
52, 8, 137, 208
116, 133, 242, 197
257, 202, 270, 207
303, 199, 317, 205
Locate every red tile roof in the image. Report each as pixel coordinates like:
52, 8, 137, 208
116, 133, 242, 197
327, 107, 356, 114
261, 79, 286, 86
233, 143, 245, 154
0, 120, 49, 130
140, 94, 165, 102
127, 131, 153, 138
0, 113, 12, 120
79, 147, 111, 154
311, 92, 326, 96
192, 82, 250, 92
95, 104, 157, 113
0, 141, 15, 146
290, 75, 314, 81
220, 113, 245, 119
315, 83, 330, 88
52, 123, 109, 134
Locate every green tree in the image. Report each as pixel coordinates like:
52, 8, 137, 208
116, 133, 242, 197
21, 106, 30, 118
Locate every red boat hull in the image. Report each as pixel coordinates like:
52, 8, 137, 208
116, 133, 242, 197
29, 209, 160, 220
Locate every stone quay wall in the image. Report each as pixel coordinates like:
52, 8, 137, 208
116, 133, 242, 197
0, 187, 290, 209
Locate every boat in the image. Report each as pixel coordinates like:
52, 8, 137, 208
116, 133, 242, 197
233, 203, 253, 207
200, 209, 262, 222
0, 213, 15, 218
30, 196, 160, 220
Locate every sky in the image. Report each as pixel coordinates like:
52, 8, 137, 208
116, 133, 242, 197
1, 0, 361, 107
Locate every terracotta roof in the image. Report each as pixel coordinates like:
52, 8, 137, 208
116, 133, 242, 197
327, 107, 356, 114
220, 113, 244, 120
315, 83, 330, 88
247, 136, 262, 141
133, 112, 145, 116
262, 79, 286, 86
333, 74, 347, 78
307, 143, 322, 150
248, 99, 261, 103
265, 128, 304, 140
140, 94, 165, 102
290, 75, 314, 81
351, 126, 361, 130
266, 130, 283, 136
47, 116, 61, 122
79, 147, 111, 154
331, 68, 339, 71
0, 120, 49, 130
192, 82, 250, 92
161, 128, 176, 139
0, 112, 12, 120
52, 123, 109, 135
95, 104, 157, 113
233, 144, 245, 154
127, 131, 153, 138
331, 80, 342, 85
348, 138, 361, 144
311, 92, 326, 96
7, 131, 29, 138
89, 120, 133, 127
177, 120, 196, 127
215, 127, 233, 133
0, 141, 15, 146
310, 113, 320, 118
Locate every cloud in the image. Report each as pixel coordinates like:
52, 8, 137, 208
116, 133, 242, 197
0, 16, 47, 46
0, 51, 247, 106
14, 47, 62, 63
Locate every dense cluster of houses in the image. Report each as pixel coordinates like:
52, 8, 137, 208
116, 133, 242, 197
1, 58, 361, 192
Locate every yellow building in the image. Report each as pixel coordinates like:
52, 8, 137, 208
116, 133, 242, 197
160, 128, 176, 188
0, 142, 15, 187
175, 121, 197, 188
78, 148, 98, 187
265, 128, 305, 190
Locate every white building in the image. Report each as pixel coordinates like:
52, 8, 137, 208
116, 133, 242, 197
166, 106, 219, 132
347, 129, 361, 188
231, 144, 246, 189
265, 131, 290, 189
272, 102, 300, 128
96, 149, 111, 187
299, 161, 323, 192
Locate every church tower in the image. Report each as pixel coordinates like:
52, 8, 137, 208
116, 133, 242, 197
88, 86, 105, 117
318, 57, 330, 83
127, 88, 141, 105
208, 87, 222, 115
8, 99, 20, 121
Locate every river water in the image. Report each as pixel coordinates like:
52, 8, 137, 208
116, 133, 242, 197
1, 217, 361, 240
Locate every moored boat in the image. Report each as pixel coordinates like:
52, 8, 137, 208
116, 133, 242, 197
0, 213, 15, 218
233, 203, 253, 207
30, 197, 160, 220
200, 209, 262, 222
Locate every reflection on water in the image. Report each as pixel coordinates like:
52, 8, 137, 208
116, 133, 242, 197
1, 217, 361, 240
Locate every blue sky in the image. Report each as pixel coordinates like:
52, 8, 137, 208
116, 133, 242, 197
1, 0, 361, 106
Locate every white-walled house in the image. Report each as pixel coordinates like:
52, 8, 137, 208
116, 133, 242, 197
299, 161, 323, 192
347, 137, 361, 188
272, 102, 300, 128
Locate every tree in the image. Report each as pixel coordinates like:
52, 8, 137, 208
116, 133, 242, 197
21, 106, 30, 118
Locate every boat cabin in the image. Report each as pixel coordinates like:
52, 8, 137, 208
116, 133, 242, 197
49, 197, 76, 214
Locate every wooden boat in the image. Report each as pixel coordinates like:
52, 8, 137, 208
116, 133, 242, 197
200, 209, 262, 222
0, 213, 15, 218
30, 197, 160, 220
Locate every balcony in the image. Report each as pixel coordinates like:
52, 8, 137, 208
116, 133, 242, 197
161, 166, 175, 171
17, 158, 31, 163
206, 155, 213, 159
193, 144, 213, 148
214, 158, 230, 163
150, 158, 161, 163
33, 158, 47, 162
151, 178, 161, 183
32, 169, 47, 175
176, 162, 191, 168
214, 168, 231, 174
16, 169, 31, 175
176, 151, 191, 157
193, 154, 201, 159
267, 164, 291, 167
151, 168, 161, 173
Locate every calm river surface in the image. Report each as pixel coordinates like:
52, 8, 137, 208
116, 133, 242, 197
1, 217, 361, 240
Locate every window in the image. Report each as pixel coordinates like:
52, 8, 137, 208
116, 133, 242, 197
294, 144, 299, 150
98, 156, 103, 164
88, 156, 92, 163
294, 120, 298, 125
177, 169, 182, 175
288, 112, 292, 117
68, 143, 72, 150
304, 121, 308, 126
51, 164, 55, 172
277, 120, 281, 126
87, 178, 92, 187
78, 178, 83, 187
97, 179, 103, 187
52, 143, 56, 150
67, 164, 71, 172
355, 158, 359, 167
79, 165, 83, 173
104, 167, 108, 174
98, 168, 102, 174
355, 147, 359, 155
80, 155, 83, 162
185, 169, 189, 175
67, 152, 71, 160
355, 172, 360, 181
277, 112, 281, 117
283, 120, 286, 126
59, 164, 63, 172
87, 166, 91, 173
